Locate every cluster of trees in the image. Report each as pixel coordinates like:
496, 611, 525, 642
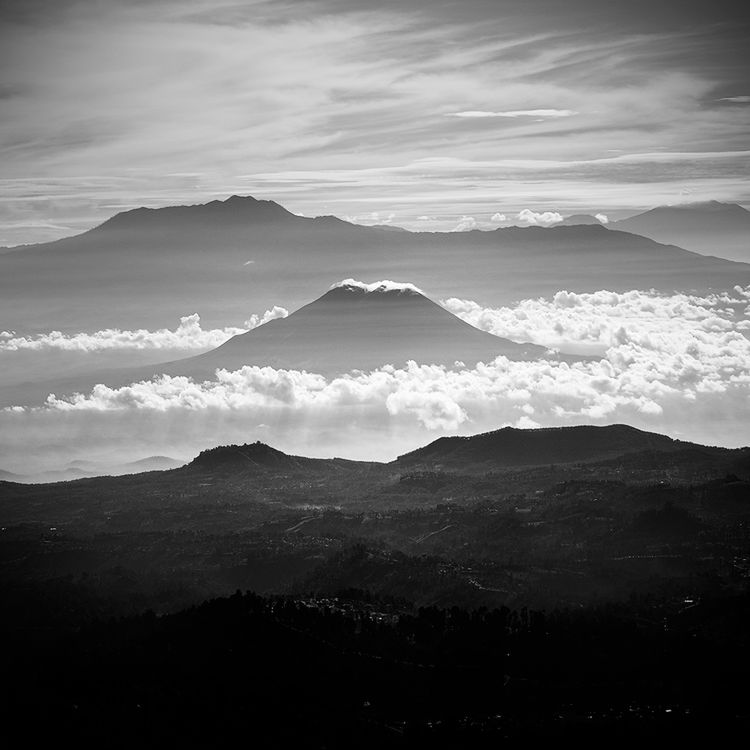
3, 587, 747, 746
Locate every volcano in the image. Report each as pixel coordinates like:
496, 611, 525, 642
0, 280, 550, 407
164, 279, 548, 379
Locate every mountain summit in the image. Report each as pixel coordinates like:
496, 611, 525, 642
0, 279, 551, 408
171, 279, 548, 378
97, 194, 300, 231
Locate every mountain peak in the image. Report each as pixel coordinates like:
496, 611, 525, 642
96, 194, 298, 231
328, 279, 424, 296
189, 441, 291, 472
164, 279, 547, 378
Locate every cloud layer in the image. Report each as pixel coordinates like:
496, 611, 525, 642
2, 285, 748, 470
0, 308, 288, 353
442, 287, 750, 355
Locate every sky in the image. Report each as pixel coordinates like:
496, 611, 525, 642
1, 0, 749, 244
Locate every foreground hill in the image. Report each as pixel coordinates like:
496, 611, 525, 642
612, 201, 750, 262
2, 423, 746, 498
185, 440, 372, 476
1, 194, 747, 335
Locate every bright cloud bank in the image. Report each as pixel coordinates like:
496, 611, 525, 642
2, 286, 749, 468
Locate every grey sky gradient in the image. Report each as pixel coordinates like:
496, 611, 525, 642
1, 0, 749, 244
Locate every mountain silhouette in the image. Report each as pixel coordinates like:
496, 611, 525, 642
169, 280, 548, 379
98, 194, 300, 231
186, 440, 369, 476
396, 423, 704, 470
0, 280, 550, 407
3, 424, 746, 486
1, 194, 747, 337
611, 201, 750, 262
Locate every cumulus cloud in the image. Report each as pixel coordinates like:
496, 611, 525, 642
442, 287, 750, 356
0, 308, 288, 353
345, 211, 396, 226
23, 305, 749, 438
447, 109, 577, 118
452, 215, 478, 232
20, 285, 750, 432
3, 286, 749, 471
331, 279, 423, 295
242, 306, 289, 330
517, 209, 564, 226
490, 212, 507, 223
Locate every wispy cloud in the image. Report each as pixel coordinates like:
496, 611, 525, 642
719, 96, 750, 103
447, 109, 576, 118
0, 1, 748, 242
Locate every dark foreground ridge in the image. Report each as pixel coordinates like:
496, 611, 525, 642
2, 422, 749, 746
3, 588, 747, 746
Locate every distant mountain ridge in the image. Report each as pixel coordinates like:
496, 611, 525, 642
97, 194, 300, 231
611, 201, 750, 262
1, 193, 747, 337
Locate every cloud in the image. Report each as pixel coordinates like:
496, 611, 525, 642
345, 210, 396, 226
594, 213, 609, 224
19, 287, 750, 427
447, 109, 577, 118
0, 308, 288, 352
241, 306, 289, 330
719, 96, 750, 103
517, 209, 563, 226
452, 215, 478, 232
442, 287, 750, 355
490, 212, 507, 223
2, 3, 749, 245
20, 307, 749, 439
3, 285, 749, 470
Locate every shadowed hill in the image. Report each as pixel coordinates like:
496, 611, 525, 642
396, 424, 713, 470
186, 440, 371, 475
